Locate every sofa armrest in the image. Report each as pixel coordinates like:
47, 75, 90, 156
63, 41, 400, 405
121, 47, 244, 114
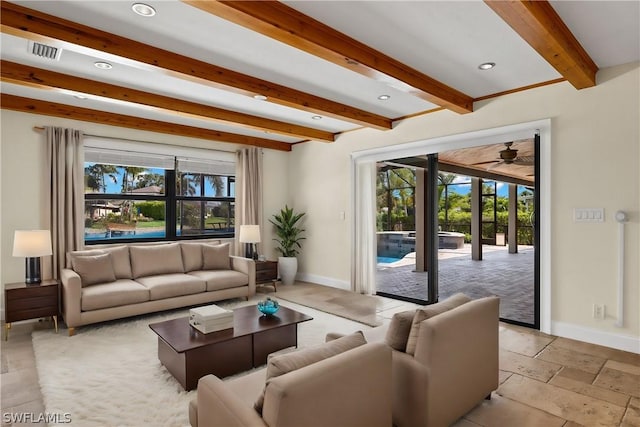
413, 296, 500, 426
262, 342, 392, 427
195, 375, 267, 427
60, 268, 82, 329
230, 256, 256, 297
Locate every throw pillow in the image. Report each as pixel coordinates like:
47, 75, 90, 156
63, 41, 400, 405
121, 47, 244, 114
254, 330, 367, 414
71, 253, 116, 287
180, 242, 204, 272
384, 310, 415, 352
102, 246, 132, 279
202, 243, 231, 270
405, 293, 471, 355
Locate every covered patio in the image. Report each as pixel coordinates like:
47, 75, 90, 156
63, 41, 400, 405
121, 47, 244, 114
376, 244, 535, 324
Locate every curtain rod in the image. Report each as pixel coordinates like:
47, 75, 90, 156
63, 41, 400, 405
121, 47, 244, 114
32, 126, 240, 155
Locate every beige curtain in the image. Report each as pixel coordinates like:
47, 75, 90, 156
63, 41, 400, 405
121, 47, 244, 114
44, 127, 84, 279
352, 160, 377, 294
235, 147, 263, 257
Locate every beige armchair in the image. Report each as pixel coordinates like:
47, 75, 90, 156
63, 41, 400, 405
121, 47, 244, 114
189, 342, 392, 427
330, 295, 500, 427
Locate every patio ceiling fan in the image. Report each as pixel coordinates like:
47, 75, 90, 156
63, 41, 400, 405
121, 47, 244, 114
473, 142, 534, 170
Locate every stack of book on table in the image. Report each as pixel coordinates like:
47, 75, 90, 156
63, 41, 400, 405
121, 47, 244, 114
189, 304, 234, 334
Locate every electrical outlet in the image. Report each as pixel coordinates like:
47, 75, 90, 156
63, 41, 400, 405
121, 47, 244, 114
593, 304, 606, 320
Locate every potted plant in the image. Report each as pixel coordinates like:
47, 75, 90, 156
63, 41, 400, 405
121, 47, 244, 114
270, 205, 306, 286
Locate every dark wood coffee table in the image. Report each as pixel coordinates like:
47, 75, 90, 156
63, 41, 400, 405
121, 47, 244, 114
149, 304, 312, 391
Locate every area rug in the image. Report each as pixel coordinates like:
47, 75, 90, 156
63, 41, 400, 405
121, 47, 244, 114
32, 298, 369, 427
274, 282, 384, 327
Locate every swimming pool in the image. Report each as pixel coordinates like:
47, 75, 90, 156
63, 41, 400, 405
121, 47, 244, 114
377, 256, 402, 264
85, 229, 166, 241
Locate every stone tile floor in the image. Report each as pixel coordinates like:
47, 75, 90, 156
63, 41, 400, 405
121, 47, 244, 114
377, 245, 535, 324
2, 283, 639, 426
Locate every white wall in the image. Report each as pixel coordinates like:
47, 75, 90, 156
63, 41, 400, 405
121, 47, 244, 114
0, 112, 289, 311
289, 62, 640, 352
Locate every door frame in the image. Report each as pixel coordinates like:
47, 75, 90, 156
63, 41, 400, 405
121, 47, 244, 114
351, 119, 552, 333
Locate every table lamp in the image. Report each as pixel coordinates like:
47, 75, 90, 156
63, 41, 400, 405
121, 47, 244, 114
239, 225, 260, 260
13, 230, 52, 284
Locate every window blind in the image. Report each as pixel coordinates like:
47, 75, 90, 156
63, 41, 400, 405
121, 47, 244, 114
176, 158, 235, 176
85, 147, 175, 170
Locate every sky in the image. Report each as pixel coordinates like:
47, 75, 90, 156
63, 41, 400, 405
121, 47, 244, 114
447, 175, 532, 197
86, 163, 164, 194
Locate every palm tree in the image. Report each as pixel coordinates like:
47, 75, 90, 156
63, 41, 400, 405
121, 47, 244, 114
206, 175, 225, 197
85, 164, 117, 193
438, 173, 458, 229
120, 166, 145, 193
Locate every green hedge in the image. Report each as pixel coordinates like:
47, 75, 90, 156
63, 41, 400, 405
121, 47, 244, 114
136, 201, 165, 220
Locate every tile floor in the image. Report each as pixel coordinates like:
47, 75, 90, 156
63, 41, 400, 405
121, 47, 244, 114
1, 283, 639, 426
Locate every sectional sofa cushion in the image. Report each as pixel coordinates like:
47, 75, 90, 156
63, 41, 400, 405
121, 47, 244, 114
405, 293, 471, 355
130, 243, 184, 278
81, 279, 150, 311
69, 245, 132, 279
384, 309, 415, 351
135, 273, 206, 300
71, 253, 117, 287
254, 330, 367, 413
202, 243, 231, 270
188, 270, 249, 291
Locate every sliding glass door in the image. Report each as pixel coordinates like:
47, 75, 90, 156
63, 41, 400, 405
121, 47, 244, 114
374, 135, 540, 329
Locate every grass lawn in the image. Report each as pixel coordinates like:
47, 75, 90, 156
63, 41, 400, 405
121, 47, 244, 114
136, 220, 165, 228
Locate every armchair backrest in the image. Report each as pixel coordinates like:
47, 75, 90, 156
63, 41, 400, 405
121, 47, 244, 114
262, 342, 392, 427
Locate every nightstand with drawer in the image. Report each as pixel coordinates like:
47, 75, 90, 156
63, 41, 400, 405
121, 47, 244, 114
255, 260, 279, 292
4, 279, 59, 340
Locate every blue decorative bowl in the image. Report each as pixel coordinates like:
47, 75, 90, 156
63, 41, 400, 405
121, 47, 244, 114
257, 298, 279, 316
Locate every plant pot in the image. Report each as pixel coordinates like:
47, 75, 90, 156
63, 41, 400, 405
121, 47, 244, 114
278, 256, 298, 286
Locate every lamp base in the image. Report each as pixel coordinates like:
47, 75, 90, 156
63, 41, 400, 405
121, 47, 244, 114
25, 257, 42, 285
244, 243, 259, 260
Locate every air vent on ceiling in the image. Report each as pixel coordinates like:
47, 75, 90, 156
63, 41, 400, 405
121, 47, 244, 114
28, 41, 62, 60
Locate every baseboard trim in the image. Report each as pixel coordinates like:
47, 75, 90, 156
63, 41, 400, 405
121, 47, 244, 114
551, 321, 640, 354
296, 273, 350, 291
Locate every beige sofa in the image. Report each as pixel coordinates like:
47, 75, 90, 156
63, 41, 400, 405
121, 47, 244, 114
61, 241, 255, 335
189, 334, 392, 427
331, 294, 500, 427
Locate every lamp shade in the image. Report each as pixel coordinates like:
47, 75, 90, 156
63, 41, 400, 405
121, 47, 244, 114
238, 225, 261, 243
13, 230, 53, 257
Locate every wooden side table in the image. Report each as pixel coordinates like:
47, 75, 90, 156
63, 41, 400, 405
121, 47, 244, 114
255, 260, 279, 292
4, 279, 60, 340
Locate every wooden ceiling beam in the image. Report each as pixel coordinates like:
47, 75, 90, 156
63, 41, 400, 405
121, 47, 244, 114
484, 0, 598, 89
1, 94, 292, 151
184, 0, 474, 114
0, 60, 334, 142
0, 1, 391, 130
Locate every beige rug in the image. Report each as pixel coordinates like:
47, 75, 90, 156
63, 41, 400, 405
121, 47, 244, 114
32, 298, 370, 427
273, 282, 384, 327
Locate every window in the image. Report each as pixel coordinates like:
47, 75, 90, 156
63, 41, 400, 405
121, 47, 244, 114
84, 148, 235, 244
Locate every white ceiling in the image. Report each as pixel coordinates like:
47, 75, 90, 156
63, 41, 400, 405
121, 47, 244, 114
1, 0, 638, 149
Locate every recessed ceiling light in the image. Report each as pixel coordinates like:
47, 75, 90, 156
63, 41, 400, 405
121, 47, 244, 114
311, 115, 322, 120
132, 3, 156, 17
94, 61, 113, 70
74, 95, 88, 100
377, 94, 390, 101
253, 94, 267, 101
478, 62, 496, 70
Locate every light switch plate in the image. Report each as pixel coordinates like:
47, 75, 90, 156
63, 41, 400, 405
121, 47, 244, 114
574, 208, 604, 222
